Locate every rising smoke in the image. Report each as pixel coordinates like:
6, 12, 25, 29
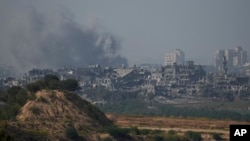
0, 1, 127, 74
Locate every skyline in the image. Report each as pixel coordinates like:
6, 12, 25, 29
0, 0, 250, 73
60, 0, 250, 65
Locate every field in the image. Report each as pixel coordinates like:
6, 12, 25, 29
107, 114, 250, 140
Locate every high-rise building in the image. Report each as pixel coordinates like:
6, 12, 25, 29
233, 46, 247, 67
164, 49, 185, 66
214, 50, 225, 72
224, 49, 234, 71
214, 46, 248, 73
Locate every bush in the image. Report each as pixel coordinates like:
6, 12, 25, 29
167, 130, 177, 135
211, 133, 223, 141
153, 135, 164, 141
105, 126, 130, 138
0, 122, 14, 141
60, 79, 79, 91
44, 75, 60, 90
103, 137, 113, 141
185, 131, 202, 141
129, 127, 140, 135
29, 106, 41, 115
27, 75, 79, 92
26, 80, 45, 93
37, 96, 47, 103
138, 129, 150, 135
65, 126, 79, 140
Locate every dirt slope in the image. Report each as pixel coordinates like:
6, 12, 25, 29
13, 90, 112, 140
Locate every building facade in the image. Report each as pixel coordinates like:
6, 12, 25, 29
164, 49, 185, 66
214, 46, 248, 73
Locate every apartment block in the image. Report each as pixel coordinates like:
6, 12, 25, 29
214, 46, 248, 73
164, 49, 185, 66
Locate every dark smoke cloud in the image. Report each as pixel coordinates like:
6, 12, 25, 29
0, 1, 127, 74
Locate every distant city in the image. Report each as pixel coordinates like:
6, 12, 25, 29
0, 46, 249, 103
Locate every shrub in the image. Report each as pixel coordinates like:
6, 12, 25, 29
60, 79, 79, 91
0, 122, 14, 141
26, 80, 45, 93
105, 126, 130, 138
167, 130, 177, 135
65, 126, 79, 140
139, 129, 151, 135
185, 131, 202, 141
29, 106, 41, 115
151, 129, 164, 135
211, 133, 223, 141
129, 126, 140, 135
103, 136, 113, 141
35, 130, 48, 137
44, 75, 60, 90
153, 135, 164, 141
37, 96, 47, 103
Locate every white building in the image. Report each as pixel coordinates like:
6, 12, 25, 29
214, 46, 248, 73
164, 49, 185, 66
214, 50, 225, 72
233, 46, 247, 67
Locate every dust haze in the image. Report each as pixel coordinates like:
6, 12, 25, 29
0, 1, 127, 74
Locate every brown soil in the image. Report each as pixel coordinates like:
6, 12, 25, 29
10, 90, 112, 140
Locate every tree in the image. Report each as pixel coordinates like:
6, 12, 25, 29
61, 79, 79, 91
16, 89, 28, 105
26, 80, 45, 93
44, 75, 60, 89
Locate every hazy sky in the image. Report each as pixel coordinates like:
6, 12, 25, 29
59, 0, 250, 65
1, 0, 250, 73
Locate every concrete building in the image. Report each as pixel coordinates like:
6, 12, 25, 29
214, 50, 225, 72
164, 49, 185, 66
224, 49, 234, 71
163, 61, 206, 86
214, 46, 248, 73
233, 46, 247, 67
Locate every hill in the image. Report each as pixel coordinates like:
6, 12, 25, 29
7, 90, 112, 141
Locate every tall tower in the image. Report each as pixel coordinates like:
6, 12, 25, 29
214, 50, 225, 72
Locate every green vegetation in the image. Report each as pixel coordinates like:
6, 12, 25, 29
0, 86, 30, 120
105, 126, 131, 138
26, 75, 80, 93
29, 106, 42, 115
211, 133, 223, 141
85, 88, 250, 121
99, 99, 250, 121
103, 136, 113, 141
185, 131, 202, 141
65, 126, 79, 140
0, 121, 14, 141
0, 75, 79, 120
37, 96, 47, 103
104, 126, 204, 141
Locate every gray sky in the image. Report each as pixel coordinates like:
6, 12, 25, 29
1, 0, 250, 73
59, 0, 250, 65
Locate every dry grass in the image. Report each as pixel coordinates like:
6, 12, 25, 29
106, 114, 250, 140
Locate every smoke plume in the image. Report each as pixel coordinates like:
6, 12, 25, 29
0, 1, 127, 74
